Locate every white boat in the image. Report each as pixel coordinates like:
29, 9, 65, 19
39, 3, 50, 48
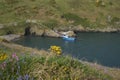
62, 35, 75, 41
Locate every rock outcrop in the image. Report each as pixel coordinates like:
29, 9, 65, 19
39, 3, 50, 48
59, 31, 76, 37
26, 25, 76, 37
44, 29, 60, 37
85, 27, 120, 32
30, 26, 44, 36
0, 34, 21, 41
0, 24, 4, 29
72, 25, 85, 32
24, 23, 120, 38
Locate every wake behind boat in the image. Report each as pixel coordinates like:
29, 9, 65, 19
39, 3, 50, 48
62, 35, 75, 41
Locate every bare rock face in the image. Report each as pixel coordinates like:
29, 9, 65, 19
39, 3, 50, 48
0, 24, 4, 29
0, 34, 21, 41
30, 26, 44, 36
72, 25, 85, 32
85, 27, 119, 32
25, 25, 76, 37
59, 31, 76, 37
43, 30, 76, 37
30, 27, 76, 37
44, 29, 60, 37
99, 27, 118, 32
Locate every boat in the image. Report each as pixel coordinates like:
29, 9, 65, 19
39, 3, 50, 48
62, 35, 75, 41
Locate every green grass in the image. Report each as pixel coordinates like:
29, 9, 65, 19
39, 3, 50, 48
0, 44, 114, 80
0, 0, 119, 28
0, 52, 113, 80
0, 20, 28, 35
1, 41, 120, 80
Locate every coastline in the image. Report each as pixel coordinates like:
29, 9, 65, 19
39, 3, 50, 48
0, 28, 120, 42
0, 0, 119, 79
0, 26, 120, 79
0, 34, 22, 41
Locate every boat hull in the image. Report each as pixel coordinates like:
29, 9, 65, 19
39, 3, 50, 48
62, 37, 75, 41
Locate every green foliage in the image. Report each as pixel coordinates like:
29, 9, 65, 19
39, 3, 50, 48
95, 0, 105, 7
62, 13, 80, 21
111, 17, 120, 23
42, 19, 58, 29
45, 56, 112, 80
0, 0, 120, 34
68, 0, 81, 8
30, 0, 36, 2
0, 52, 46, 80
0, 48, 113, 80
109, 1, 113, 5
0, 21, 27, 35
4, 0, 19, 4
107, 16, 120, 27
49, 0, 57, 7
3, 26, 15, 35
0, 29, 7, 35
62, 13, 91, 27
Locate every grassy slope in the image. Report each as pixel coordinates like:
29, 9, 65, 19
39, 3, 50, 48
0, 0, 120, 35
0, 41, 120, 80
0, 0, 120, 24
0, 42, 116, 80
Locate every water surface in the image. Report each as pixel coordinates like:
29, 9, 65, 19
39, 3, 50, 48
15, 33, 120, 68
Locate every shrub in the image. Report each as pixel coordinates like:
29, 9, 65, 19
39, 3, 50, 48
42, 19, 58, 29
68, 0, 81, 8
62, 13, 91, 27
111, 17, 120, 23
95, 0, 102, 7
49, 0, 56, 7
3, 26, 15, 35
0, 48, 113, 80
4, 0, 19, 4
108, 17, 120, 27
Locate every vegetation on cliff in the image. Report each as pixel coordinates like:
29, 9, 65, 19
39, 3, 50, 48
0, 43, 113, 80
0, 0, 120, 35
0, 39, 120, 80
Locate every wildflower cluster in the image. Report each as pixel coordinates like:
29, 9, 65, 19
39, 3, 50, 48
12, 53, 19, 61
0, 53, 34, 80
50, 46, 62, 55
0, 50, 112, 80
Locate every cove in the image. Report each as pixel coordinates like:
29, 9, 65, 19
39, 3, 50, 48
14, 33, 120, 68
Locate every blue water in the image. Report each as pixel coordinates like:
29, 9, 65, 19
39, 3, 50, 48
15, 33, 120, 68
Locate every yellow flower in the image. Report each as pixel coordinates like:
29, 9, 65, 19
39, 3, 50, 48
0, 56, 3, 60
64, 67, 67, 71
56, 51, 61, 55
50, 45, 62, 55
0, 53, 7, 61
